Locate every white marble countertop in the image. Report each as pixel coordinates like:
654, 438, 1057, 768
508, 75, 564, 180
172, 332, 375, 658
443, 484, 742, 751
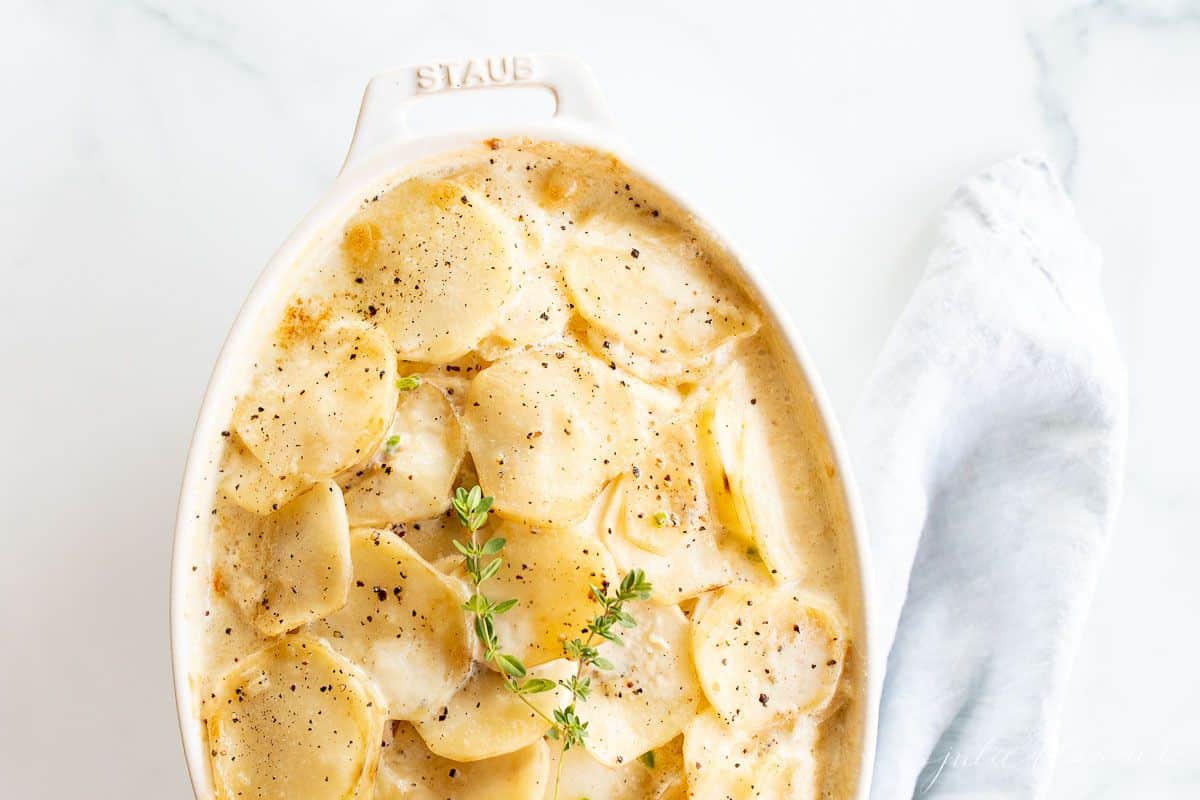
1, 1, 1196, 796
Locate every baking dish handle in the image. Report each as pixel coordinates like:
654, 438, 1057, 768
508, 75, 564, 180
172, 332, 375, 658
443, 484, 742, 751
342, 53, 615, 172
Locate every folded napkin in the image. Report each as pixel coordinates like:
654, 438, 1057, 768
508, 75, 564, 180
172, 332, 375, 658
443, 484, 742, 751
850, 156, 1127, 798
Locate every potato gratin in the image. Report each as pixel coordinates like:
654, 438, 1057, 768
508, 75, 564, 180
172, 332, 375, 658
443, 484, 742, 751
181, 141, 865, 799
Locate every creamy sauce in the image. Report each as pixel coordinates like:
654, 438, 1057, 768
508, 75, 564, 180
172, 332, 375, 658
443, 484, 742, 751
180, 140, 865, 799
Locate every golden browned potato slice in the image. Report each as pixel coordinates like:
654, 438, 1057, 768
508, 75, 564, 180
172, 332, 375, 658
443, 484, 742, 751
376, 721, 549, 799
617, 413, 710, 555
533, 158, 635, 224
312, 529, 472, 719
340, 177, 518, 362
683, 710, 818, 800
463, 346, 634, 527
546, 736, 685, 800
486, 519, 617, 667
699, 364, 806, 581
209, 499, 272, 619
692, 583, 846, 729
413, 661, 572, 762
218, 437, 308, 515
537, 162, 586, 209
562, 224, 758, 382
577, 604, 702, 766
342, 381, 466, 526
253, 480, 351, 636
207, 635, 386, 800
234, 319, 398, 481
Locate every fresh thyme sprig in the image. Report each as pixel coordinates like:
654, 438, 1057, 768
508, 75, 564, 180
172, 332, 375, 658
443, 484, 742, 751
451, 487, 556, 697
450, 485, 652, 800
551, 568, 653, 751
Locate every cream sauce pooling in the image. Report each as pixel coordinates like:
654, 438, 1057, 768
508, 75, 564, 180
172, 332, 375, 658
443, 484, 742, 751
182, 140, 865, 799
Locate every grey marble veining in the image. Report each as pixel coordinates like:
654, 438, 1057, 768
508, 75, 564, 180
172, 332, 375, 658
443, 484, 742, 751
1025, 0, 1200, 189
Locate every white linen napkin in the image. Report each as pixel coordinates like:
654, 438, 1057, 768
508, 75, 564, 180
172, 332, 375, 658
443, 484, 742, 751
850, 155, 1127, 798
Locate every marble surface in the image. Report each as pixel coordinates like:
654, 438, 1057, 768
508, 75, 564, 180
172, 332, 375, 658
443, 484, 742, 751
1, 1, 1196, 797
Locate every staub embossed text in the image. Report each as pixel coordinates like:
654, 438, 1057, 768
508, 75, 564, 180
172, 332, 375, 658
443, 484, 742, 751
415, 56, 535, 93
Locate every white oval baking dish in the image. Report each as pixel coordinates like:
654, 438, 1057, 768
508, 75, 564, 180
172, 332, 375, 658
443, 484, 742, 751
171, 53, 879, 799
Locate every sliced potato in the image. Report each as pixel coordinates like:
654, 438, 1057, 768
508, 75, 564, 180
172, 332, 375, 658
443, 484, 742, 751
218, 436, 308, 515
340, 177, 518, 362
312, 528, 472, 718
395, 354, 492, 416
377, 721, 548, 799
487, 519, 617, 667
476, 259, 572, 361
699, 365, 805, 580
683, 589, 719, 624
413, 661, 572, 762
599, 482, 733, 604
697, 363, 753, 544
342, 382, 466, 526
692, 583, 846, 729
207, 635, 385, 800
578, 603, 701, 766
537, 162, 586, 209
563, 223, 758, 381
645, 739, 689, 800
603, 520, 732, 605
387, 514, 460, 565
657, 773, 688, 800
735, 411, 807, 581
683, 710, 818, 800
547, 735, 685, 800
210, 499, 272, 619
234, 319, 398, 481
464, 346, 634, 527
617, 413, 710, 555
533, 158, 635, 224
253, 480, 352, 636
575, 321, 726, 386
